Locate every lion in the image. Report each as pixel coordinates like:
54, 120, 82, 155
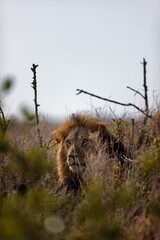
53, 114, 130, 193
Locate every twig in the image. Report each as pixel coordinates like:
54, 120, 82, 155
31, 64, 40, 125
126, 86, 145, 99
76, 89, 152, 118
31, 64, 43, 147
141, 58, 149, 123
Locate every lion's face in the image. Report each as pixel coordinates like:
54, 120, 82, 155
63, 127, 93, 174
54, 115, 109, 184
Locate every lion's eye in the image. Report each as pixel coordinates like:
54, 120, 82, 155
82, 139, 88, 146
65, 139, 71, 147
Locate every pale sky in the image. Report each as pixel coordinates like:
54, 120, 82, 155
1, 0, 160, 120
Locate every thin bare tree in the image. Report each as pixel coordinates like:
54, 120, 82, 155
76, 58, 151, 121
31, 64, 43, 147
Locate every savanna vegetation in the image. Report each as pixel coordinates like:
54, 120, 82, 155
0, 71, 160, 240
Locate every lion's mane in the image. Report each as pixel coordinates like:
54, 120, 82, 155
54, 114, 130, 192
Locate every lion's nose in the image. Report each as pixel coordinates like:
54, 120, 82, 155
69, 154, 80, 160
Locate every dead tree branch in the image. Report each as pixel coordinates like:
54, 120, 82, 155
141, 58, 149, 121
126, 86, 145, 99
31, 64, 40, 125
31, 64, 42, 147
76, 58, 151, 120
76, 89, 152, 118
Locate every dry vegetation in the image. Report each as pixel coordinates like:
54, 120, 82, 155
0, 76, 160, 239
0, 107, 160, 240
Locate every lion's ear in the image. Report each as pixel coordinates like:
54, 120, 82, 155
52, 130, 61, 144
92, 123, 114, 143
90, 123, 106, 138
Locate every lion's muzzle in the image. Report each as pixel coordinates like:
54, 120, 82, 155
68, 153, 86, 174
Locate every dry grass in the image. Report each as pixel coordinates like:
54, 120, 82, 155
0, 111, 160, 240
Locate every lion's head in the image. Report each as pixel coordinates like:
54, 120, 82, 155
53, 114, 129, 192
54, 115, 104, 178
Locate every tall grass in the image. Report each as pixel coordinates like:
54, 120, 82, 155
0, 80, 160, 239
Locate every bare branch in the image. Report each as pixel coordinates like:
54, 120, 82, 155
77, 89, 128, 106
31, 64, 43, 147
31, 64, 40, 125
76, 89, 152, 118
141, 58, 149, 119
127, 86, 145, 99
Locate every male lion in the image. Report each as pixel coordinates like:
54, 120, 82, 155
53, 114, 130, 193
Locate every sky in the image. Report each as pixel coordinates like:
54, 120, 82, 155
1, 0, 160, 120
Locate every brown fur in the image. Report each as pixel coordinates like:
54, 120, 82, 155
53, 114, 130, 192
